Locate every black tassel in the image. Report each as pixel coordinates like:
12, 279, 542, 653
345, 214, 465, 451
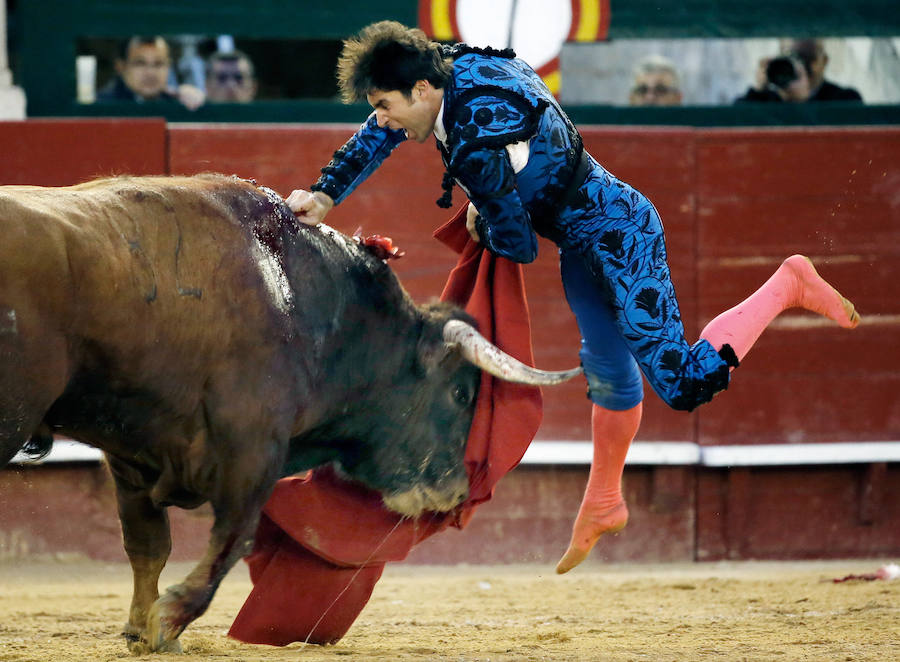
451, 44, 517, 60
718, 344, 740, 369
436, 171, 455, 208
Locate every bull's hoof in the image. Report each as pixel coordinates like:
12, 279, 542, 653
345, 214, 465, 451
144, 592, 187, 654
126, 639, 150, 656
123, 624, 147, 655
126, 637, 183, 655
124, 623, 184, 655
155, 638, 184, 654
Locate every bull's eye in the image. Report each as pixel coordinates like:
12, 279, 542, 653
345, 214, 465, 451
452, 384, 471, 406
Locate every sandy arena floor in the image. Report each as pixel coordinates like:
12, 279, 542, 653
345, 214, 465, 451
0, 557, 897, 662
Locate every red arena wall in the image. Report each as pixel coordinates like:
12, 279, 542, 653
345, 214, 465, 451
167, 124, 900, 447
0, 120, 897, 563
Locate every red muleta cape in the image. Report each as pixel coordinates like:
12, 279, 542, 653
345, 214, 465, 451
228, 206, 543, 645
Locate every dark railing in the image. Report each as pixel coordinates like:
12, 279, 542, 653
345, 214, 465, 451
11, 0, 900, 122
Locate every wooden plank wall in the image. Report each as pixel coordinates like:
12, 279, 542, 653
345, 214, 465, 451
0, 120, 897, 562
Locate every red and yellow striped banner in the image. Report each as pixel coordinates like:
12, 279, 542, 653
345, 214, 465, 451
418, 0, 609, 43
568, 0, 611, 42
417, 0, 610, 97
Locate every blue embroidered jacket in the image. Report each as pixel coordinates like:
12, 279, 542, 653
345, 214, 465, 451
310, 45, 736, 412
310, 45, 584, 264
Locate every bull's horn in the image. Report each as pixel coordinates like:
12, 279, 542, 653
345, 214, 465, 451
442, 319, 582, 385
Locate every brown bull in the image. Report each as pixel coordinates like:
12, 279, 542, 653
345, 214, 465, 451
0, 174, 578, 653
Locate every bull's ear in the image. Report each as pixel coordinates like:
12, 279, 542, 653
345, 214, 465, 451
416, 335, 464, 376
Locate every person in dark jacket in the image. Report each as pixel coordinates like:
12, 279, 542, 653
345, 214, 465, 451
787, 39, 863, 102
734, 54, 811, 103
97, 36, 204, 110
285, 21, 861, 574
735, 39, 862, 105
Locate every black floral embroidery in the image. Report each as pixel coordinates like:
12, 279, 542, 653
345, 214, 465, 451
598, 229, 626, 258
635, 288, 661, 319
477, 64, 512, 81
660, 349, 684, 373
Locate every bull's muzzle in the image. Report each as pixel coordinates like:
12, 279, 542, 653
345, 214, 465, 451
381, 474, 469, 517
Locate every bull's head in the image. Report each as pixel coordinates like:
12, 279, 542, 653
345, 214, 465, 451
281, 225, 581, 518
324, 305, 581, 518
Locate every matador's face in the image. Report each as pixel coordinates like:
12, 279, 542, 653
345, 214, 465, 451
367, 82, 441, 144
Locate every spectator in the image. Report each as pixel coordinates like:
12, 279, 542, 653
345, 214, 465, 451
786, 39, 863, 102
96, 36, 205, 110
205, 50, 258, 103
734, 54, 810, 103
628, 55, 683, 106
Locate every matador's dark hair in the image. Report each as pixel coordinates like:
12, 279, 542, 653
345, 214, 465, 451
337, 20, 453, 103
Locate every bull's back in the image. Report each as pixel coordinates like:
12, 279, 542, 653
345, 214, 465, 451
0, 175, 294, 383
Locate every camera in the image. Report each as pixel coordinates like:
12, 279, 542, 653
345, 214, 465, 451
765, 56, 800, 90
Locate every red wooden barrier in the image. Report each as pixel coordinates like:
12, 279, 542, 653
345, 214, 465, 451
167, 124, 900, 448
694, 127, 900, 446
1, 120, 897, 563
0, 118, 167, 186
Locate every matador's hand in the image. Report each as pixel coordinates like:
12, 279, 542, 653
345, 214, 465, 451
286, 189, 334, 226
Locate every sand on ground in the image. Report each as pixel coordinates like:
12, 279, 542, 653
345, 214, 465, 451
0, 557, 897, 662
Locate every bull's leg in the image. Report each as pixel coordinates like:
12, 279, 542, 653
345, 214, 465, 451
0, 308, 67, 465
0, 409, 45, 466
143, 443, 285, 651
107, 458, 177, 654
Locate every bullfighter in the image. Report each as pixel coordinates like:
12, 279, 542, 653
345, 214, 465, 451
285, 21, 861, 574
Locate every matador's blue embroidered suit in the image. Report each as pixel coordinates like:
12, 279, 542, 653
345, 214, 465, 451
311, 45, 738, 412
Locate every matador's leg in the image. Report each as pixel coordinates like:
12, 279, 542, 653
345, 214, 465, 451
556, 402, 642, 574
556, 250, 644, 573
700, 255, 859, 360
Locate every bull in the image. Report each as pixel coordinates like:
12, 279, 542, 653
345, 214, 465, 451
0, 174, 579, 653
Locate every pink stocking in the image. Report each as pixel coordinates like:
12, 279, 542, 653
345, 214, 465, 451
700, 255, 859, 362
556, 402, 642, 574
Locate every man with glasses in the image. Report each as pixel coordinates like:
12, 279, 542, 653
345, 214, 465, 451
97, 36, 204, 110
205, 50, 258, 103
628, 55, 683, 106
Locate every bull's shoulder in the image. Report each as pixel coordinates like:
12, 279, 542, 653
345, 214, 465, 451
0, 185, 87, 245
